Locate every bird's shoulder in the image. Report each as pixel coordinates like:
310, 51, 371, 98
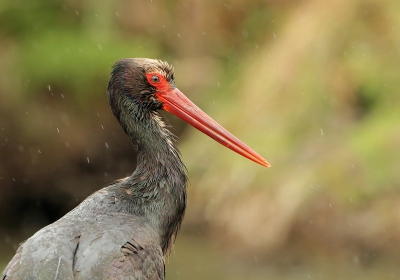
2, 242, 24, 280
100, 238, 164, 280
2, 183, 163, 280
74, 212, 164, 279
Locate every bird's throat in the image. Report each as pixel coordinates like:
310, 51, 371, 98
114, 95, 187, 254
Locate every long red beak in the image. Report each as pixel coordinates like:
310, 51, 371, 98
156, 88, 270, 168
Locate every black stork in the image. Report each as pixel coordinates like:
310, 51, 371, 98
2, 58, 270, 280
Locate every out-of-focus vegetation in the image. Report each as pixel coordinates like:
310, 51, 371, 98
1, 0, 400, 279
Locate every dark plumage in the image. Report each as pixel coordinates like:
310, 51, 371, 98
2, 58, 269, 280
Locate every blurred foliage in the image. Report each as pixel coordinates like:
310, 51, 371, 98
1, 0, 400, 278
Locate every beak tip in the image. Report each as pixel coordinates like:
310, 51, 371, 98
262, 161, 271, 168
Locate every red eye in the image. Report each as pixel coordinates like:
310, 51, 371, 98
146, 73, 169, 92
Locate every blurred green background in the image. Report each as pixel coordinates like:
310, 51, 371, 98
1, 0, 400, 279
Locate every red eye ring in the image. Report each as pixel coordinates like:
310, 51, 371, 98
146, 73, 169, 92
151, 75, 160, 83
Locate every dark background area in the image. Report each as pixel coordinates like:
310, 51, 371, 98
1, 0, 400, 279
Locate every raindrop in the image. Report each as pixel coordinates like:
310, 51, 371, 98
48, 85, 51, 91
75, 10, 79, 15
115, 12, 120, 17
57, 128, 60, 133
98, 44, 102, 50
202, 32, 206, 35
38, 150, 41, 154
60, 94, 65, 98
320, 128, 323, 135
101, 125, 104, 129
12, 178, 15, 181
105, 142, 109, 148
177, 34, 181, 37
273, 32, 277, 38
329, 203, 332, 208
87, 157, 90, 163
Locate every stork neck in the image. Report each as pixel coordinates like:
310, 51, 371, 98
112, 95, 187, 253
117, 96, 185, 177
